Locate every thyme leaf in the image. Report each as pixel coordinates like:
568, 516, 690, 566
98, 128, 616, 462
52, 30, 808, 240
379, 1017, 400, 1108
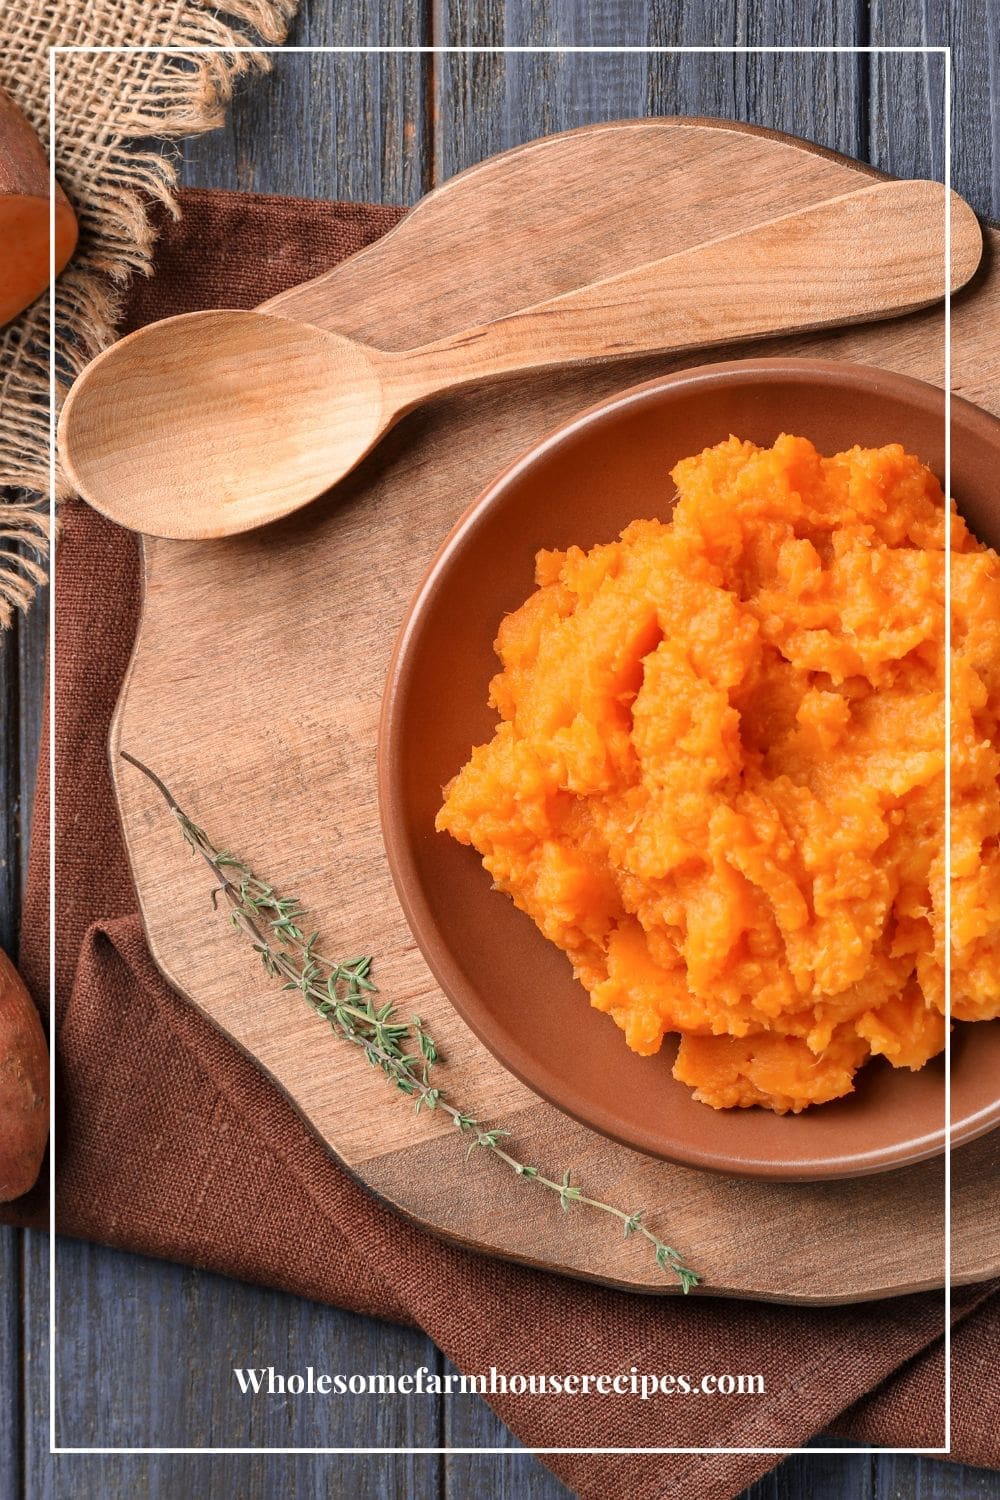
121, 750, 701, 1294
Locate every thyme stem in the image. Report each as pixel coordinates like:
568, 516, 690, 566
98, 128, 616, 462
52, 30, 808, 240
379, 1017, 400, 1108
122, 751, 700, 1293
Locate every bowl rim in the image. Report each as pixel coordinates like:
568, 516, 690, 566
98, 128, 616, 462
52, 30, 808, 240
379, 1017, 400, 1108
378, 355, 1000, 1179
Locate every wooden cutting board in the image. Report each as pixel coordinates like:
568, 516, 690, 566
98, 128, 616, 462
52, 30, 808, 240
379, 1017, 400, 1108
110, 119, 1000, 1305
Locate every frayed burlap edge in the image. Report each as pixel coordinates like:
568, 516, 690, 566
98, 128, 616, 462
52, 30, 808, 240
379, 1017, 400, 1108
0, 0, 299, 624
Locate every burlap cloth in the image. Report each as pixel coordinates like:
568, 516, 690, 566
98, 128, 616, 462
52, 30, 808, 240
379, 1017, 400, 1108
7, 188, 999, 1498
0, 5, 295, 621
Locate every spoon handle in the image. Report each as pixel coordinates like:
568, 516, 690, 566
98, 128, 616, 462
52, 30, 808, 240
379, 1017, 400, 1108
381, 179, 980, 410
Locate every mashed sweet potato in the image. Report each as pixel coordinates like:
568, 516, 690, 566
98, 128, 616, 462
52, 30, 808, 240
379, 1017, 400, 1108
437, 434, 1000, 1113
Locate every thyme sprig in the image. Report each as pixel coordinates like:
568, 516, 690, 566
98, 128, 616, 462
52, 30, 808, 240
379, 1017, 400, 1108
121, 751, 700, 1294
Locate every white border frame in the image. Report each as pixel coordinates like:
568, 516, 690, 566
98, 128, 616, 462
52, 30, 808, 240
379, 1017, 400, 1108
46, 41, 953, 1458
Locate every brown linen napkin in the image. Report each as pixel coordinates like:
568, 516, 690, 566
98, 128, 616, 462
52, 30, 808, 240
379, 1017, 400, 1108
6, 187, 999, 1498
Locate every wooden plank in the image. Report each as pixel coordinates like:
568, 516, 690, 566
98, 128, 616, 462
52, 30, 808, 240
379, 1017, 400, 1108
179, 9, 431, 204
21, 1228, 46, 1500
444, 1368, 573, 1498
0, 1228, 20, 1500
446, 1393, 878, 1499
50, 1235, 442, 1477
868, 14, 946, 188
432, 2, 866, 182
742, 1439, 874, 1498
863, 34, 995, 1500
863, 21, 998, 1500
34, 1452, 441, 1499
875, 1454, 1000, 1499
870, 1, 999, 219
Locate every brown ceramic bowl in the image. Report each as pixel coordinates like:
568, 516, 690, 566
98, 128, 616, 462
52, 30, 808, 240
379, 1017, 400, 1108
379, 357, 1000, 1180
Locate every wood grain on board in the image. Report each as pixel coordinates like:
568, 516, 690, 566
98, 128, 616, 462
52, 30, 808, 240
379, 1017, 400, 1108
107, 118, 1000, 1306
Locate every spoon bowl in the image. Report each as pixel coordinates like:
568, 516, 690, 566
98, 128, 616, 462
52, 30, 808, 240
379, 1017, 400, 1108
59, 311, 391, 538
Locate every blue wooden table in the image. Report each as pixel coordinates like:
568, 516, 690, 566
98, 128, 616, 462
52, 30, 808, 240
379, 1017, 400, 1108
4, 5, 1000, 1495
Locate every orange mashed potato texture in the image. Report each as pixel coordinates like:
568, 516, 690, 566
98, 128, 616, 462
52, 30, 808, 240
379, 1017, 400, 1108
437, 435, 1000, 1113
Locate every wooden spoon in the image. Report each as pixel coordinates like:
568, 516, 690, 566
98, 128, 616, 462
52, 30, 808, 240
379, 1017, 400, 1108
59, 178, 981, 540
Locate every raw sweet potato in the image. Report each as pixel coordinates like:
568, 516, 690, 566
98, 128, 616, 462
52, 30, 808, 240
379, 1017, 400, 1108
0, 85, 77, 328
0, 948, 48, 1201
